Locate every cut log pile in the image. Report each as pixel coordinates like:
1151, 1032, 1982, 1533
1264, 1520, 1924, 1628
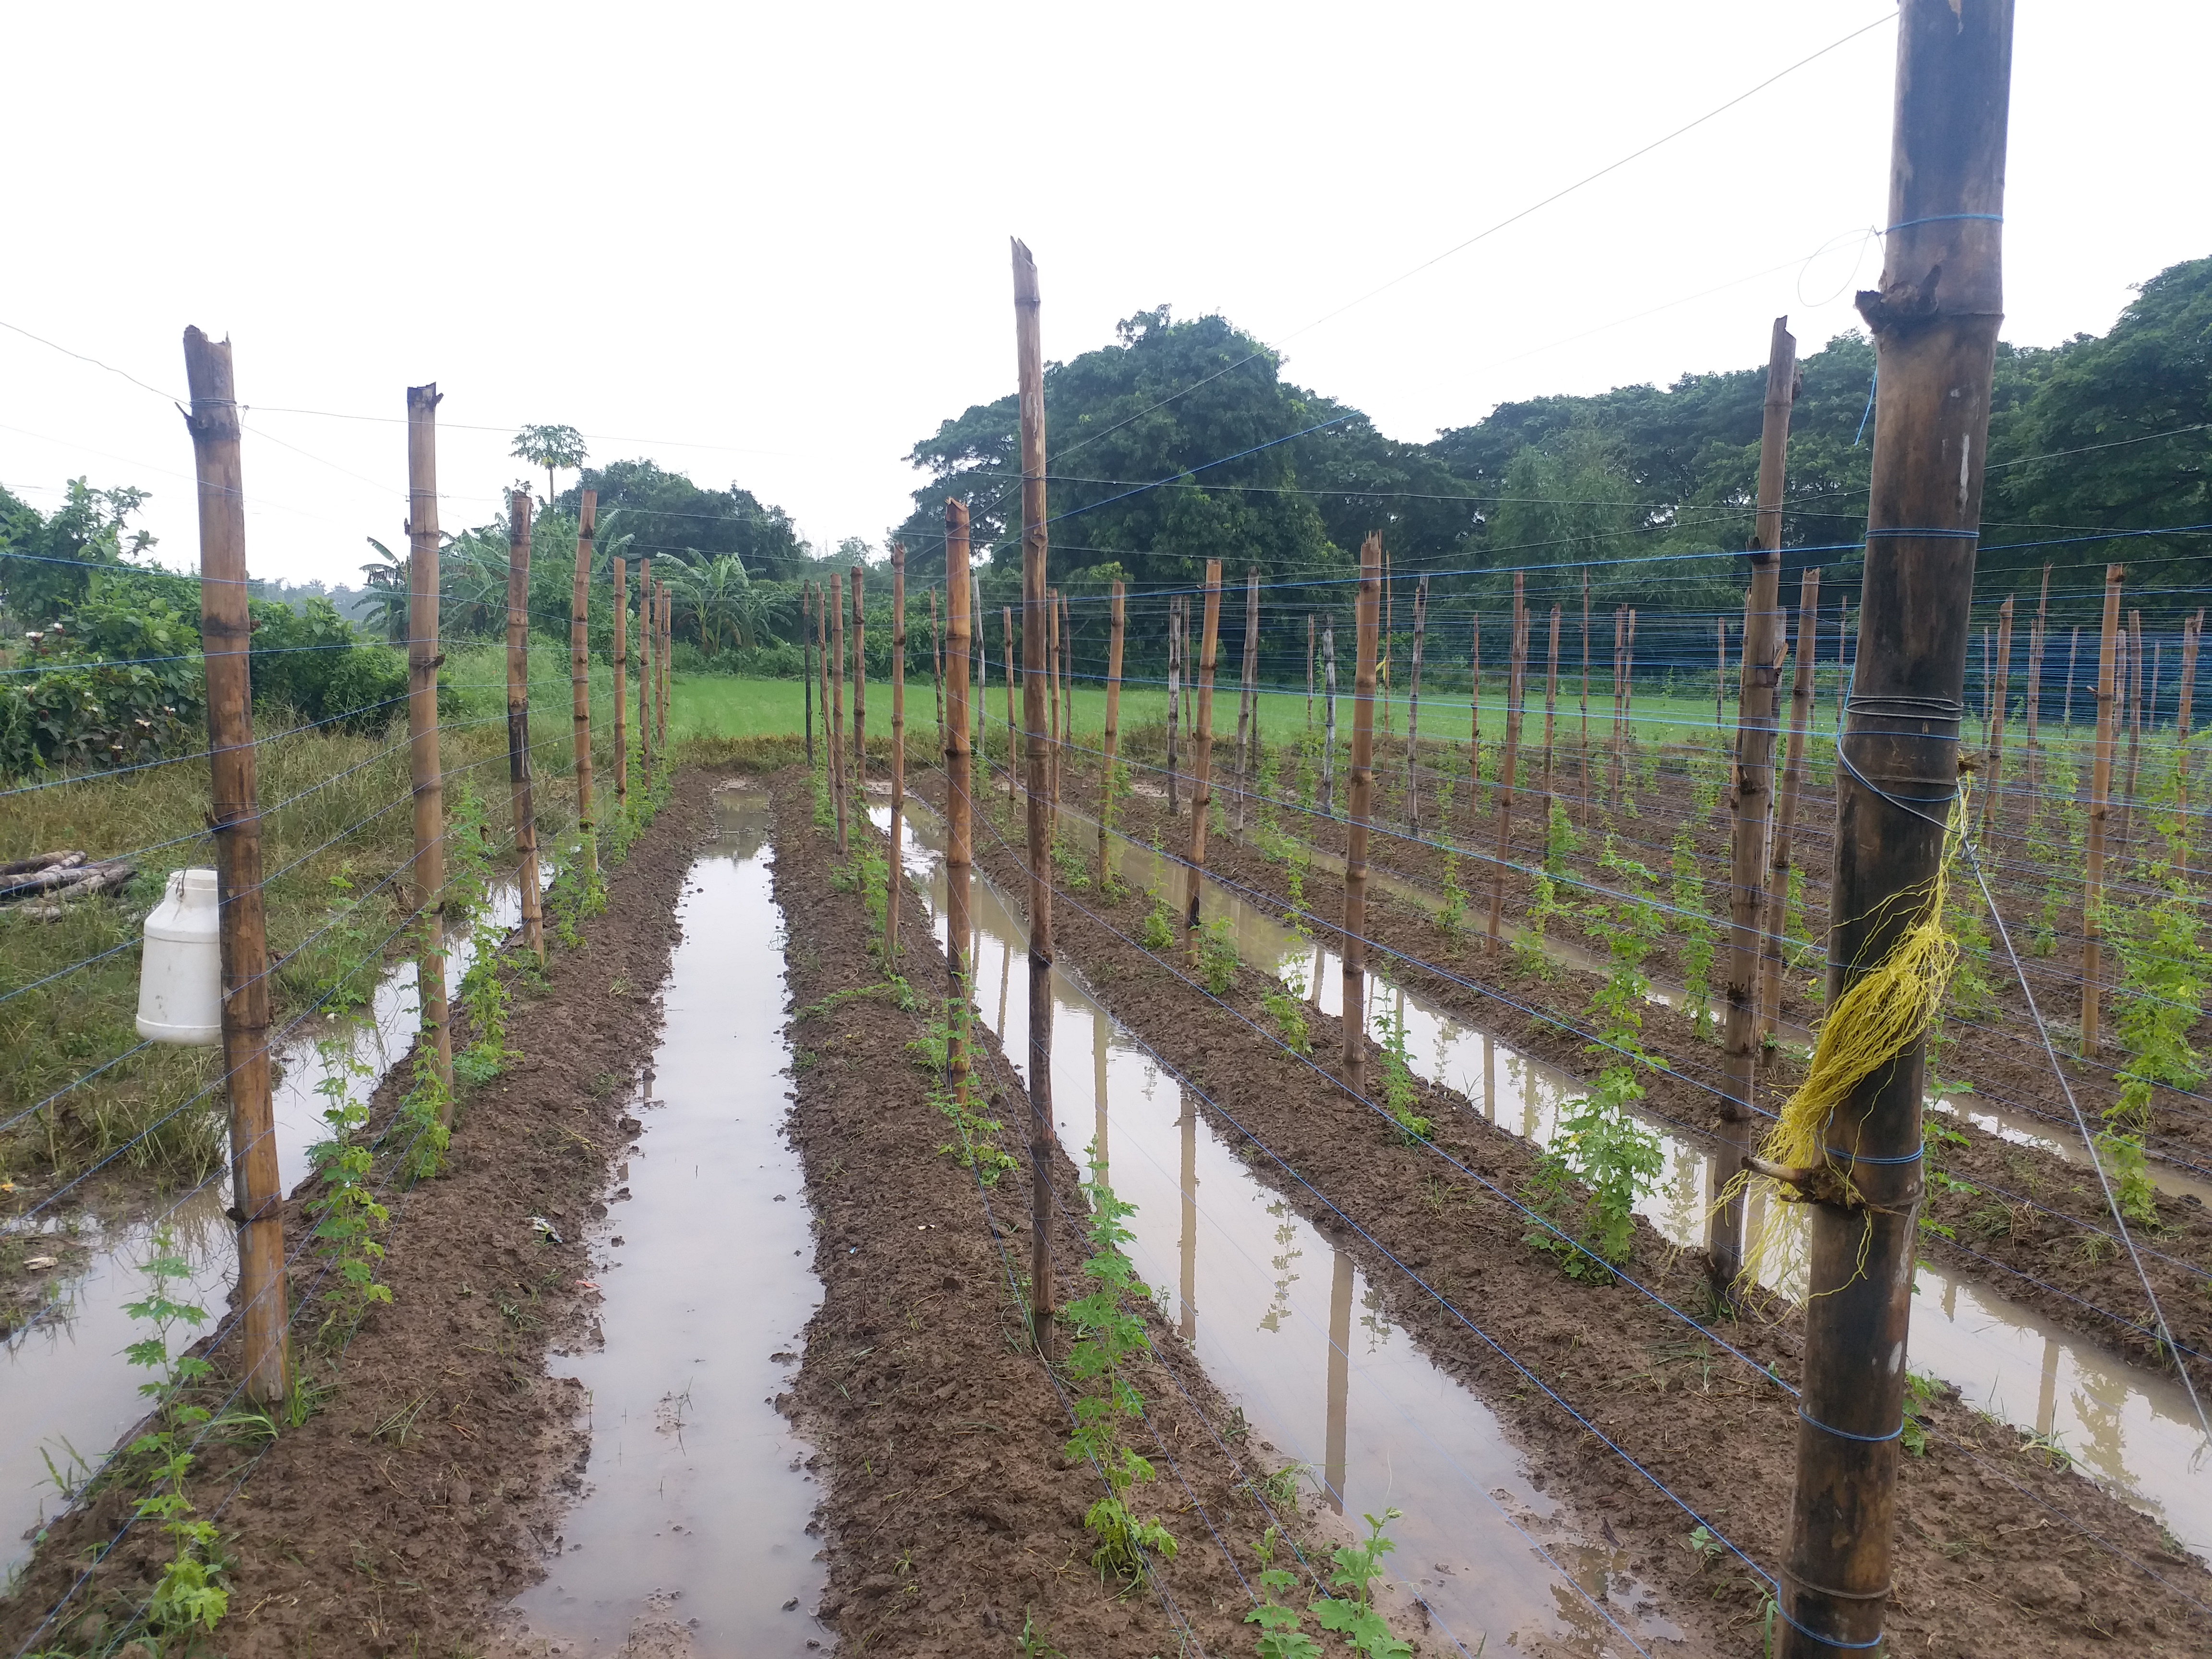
0, 851, 138, 916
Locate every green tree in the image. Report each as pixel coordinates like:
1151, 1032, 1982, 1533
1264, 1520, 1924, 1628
0, 477, 158, 623
510, 423, 589, 505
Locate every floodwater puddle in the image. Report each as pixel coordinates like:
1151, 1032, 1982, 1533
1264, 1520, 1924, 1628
1, 890, 521, 1577
884, 802, 1682, 1657
909, 801, 2212, 1568
501, 785, 826, 1657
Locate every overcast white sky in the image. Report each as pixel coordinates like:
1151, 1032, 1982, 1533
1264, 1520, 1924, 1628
2, 2, 2205, 587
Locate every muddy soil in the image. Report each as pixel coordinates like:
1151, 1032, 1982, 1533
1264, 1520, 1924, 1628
763, 771, 1438, 1658
0, 775, 710, 1659
929, 769, 2212, 1658
1059, 753, 2212, 1390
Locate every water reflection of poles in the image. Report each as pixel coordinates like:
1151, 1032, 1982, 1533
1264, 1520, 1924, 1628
1324, 1249, 1353, 1515
1482, 1033, 1495, 1123
1179, 1088, 1198, 1346
1093, 1003, 1110, 1186
2036, 1334, 2060, 1439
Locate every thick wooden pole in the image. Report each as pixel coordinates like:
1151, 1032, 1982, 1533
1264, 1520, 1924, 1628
930, 586, 943, 740
1542, 605, 1561, 803
1713, 317, 1798, 1298
1342, 536, 1382, 1095
406, 384, 456, 1108
1486, 574, 1527, 950
1234, 568, 1260, 834
802, 583, 815, 768
1184, 560, 1224, 931
1166, 593, 1183, 816
569, 491, 597, 873
1403, 576, 1428, 835
1013, 239, 1058, 1354
1984, 596, 2014, 839
2120, 610, 2145, 857
831, 563, 849, 855
1781, 10, 2012, 1653
888, 544, 907, 964
1759, 568, 1822, 1040
850, 567, 868, 810
182, 327, 289, 1406
1099, 581, 1127, 888
612, 559, 629, 811
505, 491, 544, 965
1319, 616, 1338, 817
658, 584, 670, 749
944, 502, 974, 1109
638, 558, 655, 777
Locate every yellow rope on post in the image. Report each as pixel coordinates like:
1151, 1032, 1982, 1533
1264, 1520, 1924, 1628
1728, 779, 1970, 1297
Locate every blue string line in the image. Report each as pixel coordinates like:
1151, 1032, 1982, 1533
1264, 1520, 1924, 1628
1797, 1408, 1903, 1444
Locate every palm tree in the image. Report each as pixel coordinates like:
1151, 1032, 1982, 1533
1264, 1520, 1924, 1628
509, 424, 589, 505
360, 537, 407, 641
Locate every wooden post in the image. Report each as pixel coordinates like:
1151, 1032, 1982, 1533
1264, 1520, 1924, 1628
2119, 610, 2145, 858
570, 490, 597, 874
1059, 590, 1073, 813
1046, 586, 1062, 827
929, 587, 943, 741
1343, 536, 1382, 1095
1487, 574, 1527, 950
2023, 569, 2047, 816
639, 558, 655, 778
1183, 559, 1224, 932
1403, 576, 1428, 835
405, 384, 457, 1110
1469, 614, 1482, 830
1098, 581, 1126, 889
2065, 623, 2081, 726
1836, 598, 1851, 729
850, 566, 868, 809
2180, 612, 2201, 882
1306, 614, 1316, 729
1234, 567, 1259, 834
944, 501, 974, 1111
1319, 616, 1338, 817
658, 584, 670, 750
1610, 607, 1626, 807
888, 544, 907, 964
1579, 570, 1592, 826
1542, 605, 1562, 806
1760, 569, 1823, 1040
182, 327, 289, 1406
1713, 316, 1798, 1298
1002, 606, 1018, 800
973, 580, 988, 785
1012, 237, 1057, 1355
1166, 592, 1183, 816
1624, 609, 1639, 778
612, 558, 628, 812
1381, 550, 1394, 745
1716, 614, 1728, 737
831, 563, 849, 855
505, 490, 544, 965
1781, 9, 2013, 1652
802, 582, 815, 769
1978, 596, 2014, 841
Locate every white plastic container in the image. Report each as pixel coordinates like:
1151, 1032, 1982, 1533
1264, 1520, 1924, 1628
135, 868, 224, 1046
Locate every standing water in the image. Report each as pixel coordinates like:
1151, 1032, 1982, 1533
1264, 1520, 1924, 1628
501, 785, 826, 1656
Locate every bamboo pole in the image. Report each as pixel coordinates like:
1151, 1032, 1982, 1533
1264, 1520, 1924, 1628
831, 563, 849, 856
657, 583, 670, 750
1343, 536, 1382, 1095
1234, 567, 1259, 834
2065, 623, 2081, 726
1166, 593, 1183, 815
1542, 605, 1561, 804
2025, 564, 2050, 809
1380, 550, 1394, 746
1469, 614, 1482, 833
182, 327, 289, 1406
1624, 609, 1639, 782
1715, 615, 1727, 737
1609, 607, 1626, 807
1713, 316, 1798, 1298
973, 580, 987, 785
1579, 571, 1592, 826
1002, 606, 1018, 800
406, 384, 456, 1110
1760, 568, 1823, 1041
888, 544, 907, 964
570, 490, 597, 874
850, 566, 868, 811
945, 502, 974, 1111
930, 587, 943, 741
1487, 574, 1527, 950
2180, 612, 2201, 882
1012, 237, 1057, 1355
505, 490, 544, 965
639, 559, 655, 778
1183, 559, 1224, 931
2083, 571, 2123, 1058
1836, 598, 1851, 729
1403, 576, 1427, 835
612, 558, 628, 811
1782, 10, 2013, 1648
1098, 581, 1127, 890
2120, 609, 2145, 858
1057, 590, 1072, 837
1319, 616, 1338, 817
1046, 586, 1062, 829
1978, 596, 2014, 841
802, 582, 815, 769
1306, 614, 1316, 729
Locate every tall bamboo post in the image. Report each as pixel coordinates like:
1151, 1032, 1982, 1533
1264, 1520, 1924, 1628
1542, 605, 1561, 805
814, 581, 830, 790
1183, 559, 1224, 932
1380, 549, 1394, 747
639, 558, 655, 778
1306, 614, 1316, 728
802, 582, 815, 769
505, 491, 544, 964
1166, 593, 1184, 815
1046, 586, 1062, 828
1059, 589, 1073, 806
612, 558, 628, 812
1002, 606, 1018, 799
1403, 576, 1428, 835
1098, 581, 1127, 889
569, 490, 597, 874
1487, 574, 1527, 950
2082, 566, 2125, 1056
2026, 563, 2050, 809
1342, 536, 1382, 1094
888, 544, 907, 964
2179, 612, 2201, 882
1715, 615, 1728, 737
1624, 609, 1639, 781
1469, 613, 1483, 832
182, 327, 289, 1405
1579, 570, 1592, 826
1319, 617, 1338, 817
2065, 624, 2081, 726
945, 501, 974, 1110
405, 384, 457, 1109
1781, 9, 2012, 1650
1234, 567, 1260, 834
850, 567, 868, 811
1836, 598, 1851, 729
929, 587, 943, 740
831, 562, 849, 855
1760, 569, 1823, 1040
657, 584, 670, 749
1712, 316, 1798, 1298
1012, 237, 1057, 1355
1977, 596, 2014, 841
1609, 607, 1626, 807
2120, 609, 2146, 857
972, 581, 987, 784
